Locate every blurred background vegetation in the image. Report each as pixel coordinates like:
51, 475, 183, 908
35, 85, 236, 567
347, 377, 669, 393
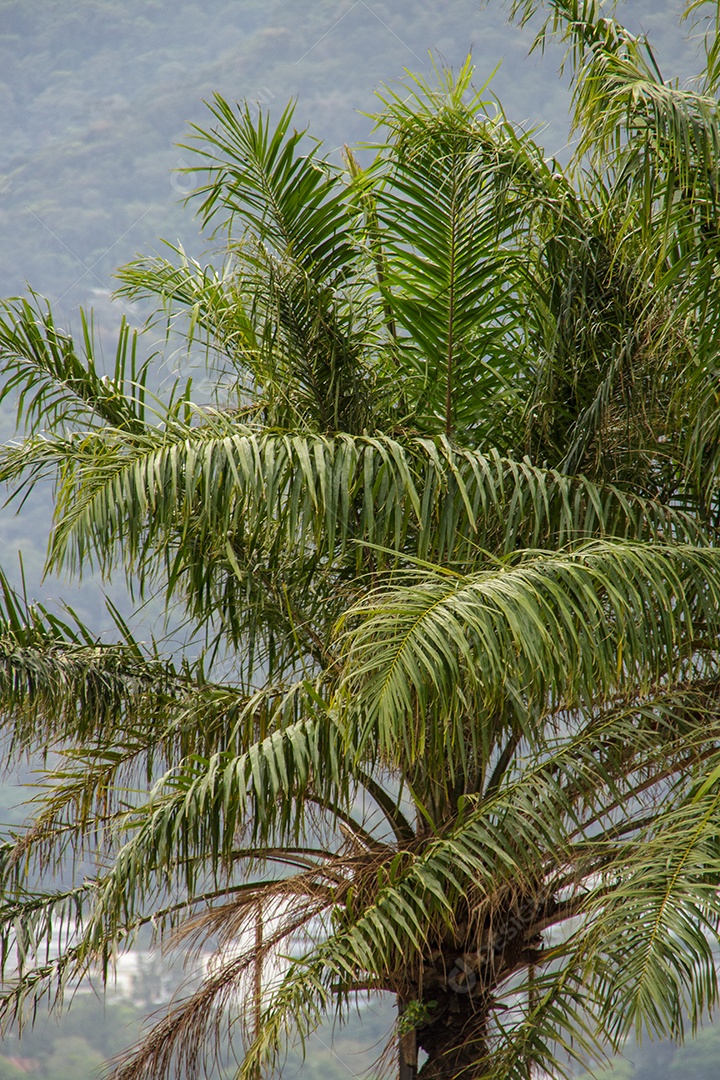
0, 0, 699, 314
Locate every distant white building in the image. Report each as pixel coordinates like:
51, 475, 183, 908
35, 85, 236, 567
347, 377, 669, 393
104, 950, 178, 1006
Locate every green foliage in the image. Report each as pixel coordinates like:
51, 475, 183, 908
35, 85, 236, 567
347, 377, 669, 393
4, 3, 720, 1080
0, 1058, 24, 1080
43, 1037, 105, 1080
0, 996, 146, 1080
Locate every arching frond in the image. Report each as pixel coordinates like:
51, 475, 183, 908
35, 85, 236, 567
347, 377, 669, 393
36, 423, 704, 574
338, 542, 720, 771
589, 784, 720, 1042
0, 567, 183, 755
0, 294, 153, 436
181, 96, 359, 283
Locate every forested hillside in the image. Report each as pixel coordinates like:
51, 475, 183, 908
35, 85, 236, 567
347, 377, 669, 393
0, 0, 698, 310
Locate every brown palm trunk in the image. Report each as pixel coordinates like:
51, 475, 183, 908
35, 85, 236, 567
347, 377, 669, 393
415, 994, 489, 1080
416, 1028, 488, 1080
252, 900, 262, 1080
398, 998, 418, 1080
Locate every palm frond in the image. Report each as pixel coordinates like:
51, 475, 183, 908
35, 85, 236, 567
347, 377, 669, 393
181, 96, 358, 283
338, 541, 720, 772
371, 61, 531, 442
115, 246, 260, 374
0, 567, 183, 755
684, 0, 720, 94
2, 423, 697, 677
36, 422, 704, 577
588, 785, 720, 1043
0, 294, 152, 435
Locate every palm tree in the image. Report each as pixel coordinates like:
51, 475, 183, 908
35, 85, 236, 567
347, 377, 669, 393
3, 3, 720, 1079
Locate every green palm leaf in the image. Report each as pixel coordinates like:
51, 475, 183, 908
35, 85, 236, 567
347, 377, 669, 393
338, 542, 720, 770
0, 294, 152, 435
182, 96, 359, 283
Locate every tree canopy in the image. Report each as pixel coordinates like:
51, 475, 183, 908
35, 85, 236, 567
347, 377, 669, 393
3, 2, 720, 1079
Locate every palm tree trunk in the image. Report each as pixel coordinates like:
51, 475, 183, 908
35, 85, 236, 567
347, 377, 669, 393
398, 998, 418, 1080
252, 900, 263, 1080
399, 1030, 418, 1080
416, 1035, 488, 1080
415, 998, 489, 1080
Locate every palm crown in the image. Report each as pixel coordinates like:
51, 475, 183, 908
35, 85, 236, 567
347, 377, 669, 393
3, 3, 720, 1079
